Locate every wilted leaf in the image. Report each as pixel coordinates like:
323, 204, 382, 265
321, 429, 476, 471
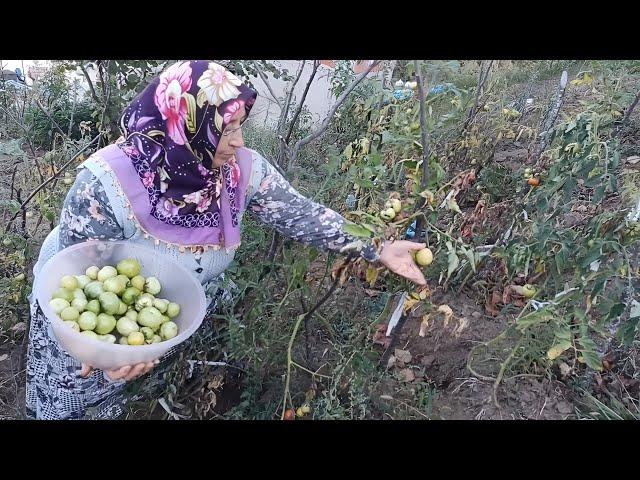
547, 340, 573, 360
386, 355, 396, 370
398, 368, 416, 382
447, 197, 462, 214
365, 266, 379, 287
437, 304, 454, 328
403, 297, 420, 314
453, 317, 469, 337
394, 349, 412, 364
419, 315, 430, 337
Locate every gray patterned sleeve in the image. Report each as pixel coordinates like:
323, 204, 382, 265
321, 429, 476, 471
58, 168, 125, 249
247, 155, 381, 262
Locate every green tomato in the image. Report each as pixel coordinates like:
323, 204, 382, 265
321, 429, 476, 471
72, 288, 87, 301
160, 314, 170, 324
153, 298, 169, 314
85, 299, 101, 315
60, 275, 79, 291
52, 288, 74, 303
125, 309, 138, 322
95, 313, 116, 335
78, 311, 98, 331
138, 307, 162, 330
151, 335, 162, 344
97, 266, 118, 282
97, 334, 116, 343
116, 317, 139, 336
144, 277, 162, 295
140, 326, 155, 343
130, 275, 146, 291
116, 258, 141, 279
98, 292, 120, 315
122, 287, 141, 306
49, 298, 70, 314
64, 320, 80, 332
84, 281, 105, 300
127, 331, 145, 346
118, 336, 129, 345
166, 302, 180, 319
85, 266, 99, 280
103, 277, 126, 296
75, 274, 92, 289
118, 301, 128, 315
135, 293, 155, 311
80, 330, 99, 340
60, 306, 80, 322
71, 298, 88, 312
160, 321, 178, 341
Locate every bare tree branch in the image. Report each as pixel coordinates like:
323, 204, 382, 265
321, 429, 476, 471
5, 134, 101, 232
33, 97, 69, 140
80, 63, 101, 106
288, 60, 381, 167
253, 61, 282, 108
613, 88, 640, 138
534, 70, 568, 161
278, 61, 306, 135
464, 60, 494, 130
412, 60, 431, 242
285, 61, 319, 144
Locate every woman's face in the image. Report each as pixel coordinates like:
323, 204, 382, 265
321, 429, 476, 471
212, 111, 247, 168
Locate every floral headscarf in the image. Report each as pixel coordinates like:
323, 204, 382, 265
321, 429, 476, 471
110, 60, 257, 249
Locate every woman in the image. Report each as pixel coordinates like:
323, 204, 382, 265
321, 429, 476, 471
26, 60, 427, 420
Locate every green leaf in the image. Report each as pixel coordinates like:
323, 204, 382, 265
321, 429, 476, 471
343, 223, 374, 238
617, 316, 639, 346
516, 309, 554, 330
446, 249, 459, 281
591, 277, 607, 298
182, 93, 197, 134
461, 246, 476, 273
593, 185, 606, 203
562, 177, 578, 203
0, 199, 21, 215
580, 247, 603, 268
606, 303, 625, 321
555, 246, 568, 274
577, 335, 602, 371
554, 325, 573, 341
344, 144, 353, 160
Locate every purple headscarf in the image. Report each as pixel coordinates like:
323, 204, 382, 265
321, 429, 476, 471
109, 60, 257, 249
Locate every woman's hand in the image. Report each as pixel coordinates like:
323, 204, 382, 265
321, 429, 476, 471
78, 361, 159, 382
378, 240, 428, 286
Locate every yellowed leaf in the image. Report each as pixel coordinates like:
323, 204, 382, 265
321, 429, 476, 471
547, 340, 573, 360
419, 315, 430, 337
403, 297, 420, 314
437, 305, 454, 328
365, 266, 379, 287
